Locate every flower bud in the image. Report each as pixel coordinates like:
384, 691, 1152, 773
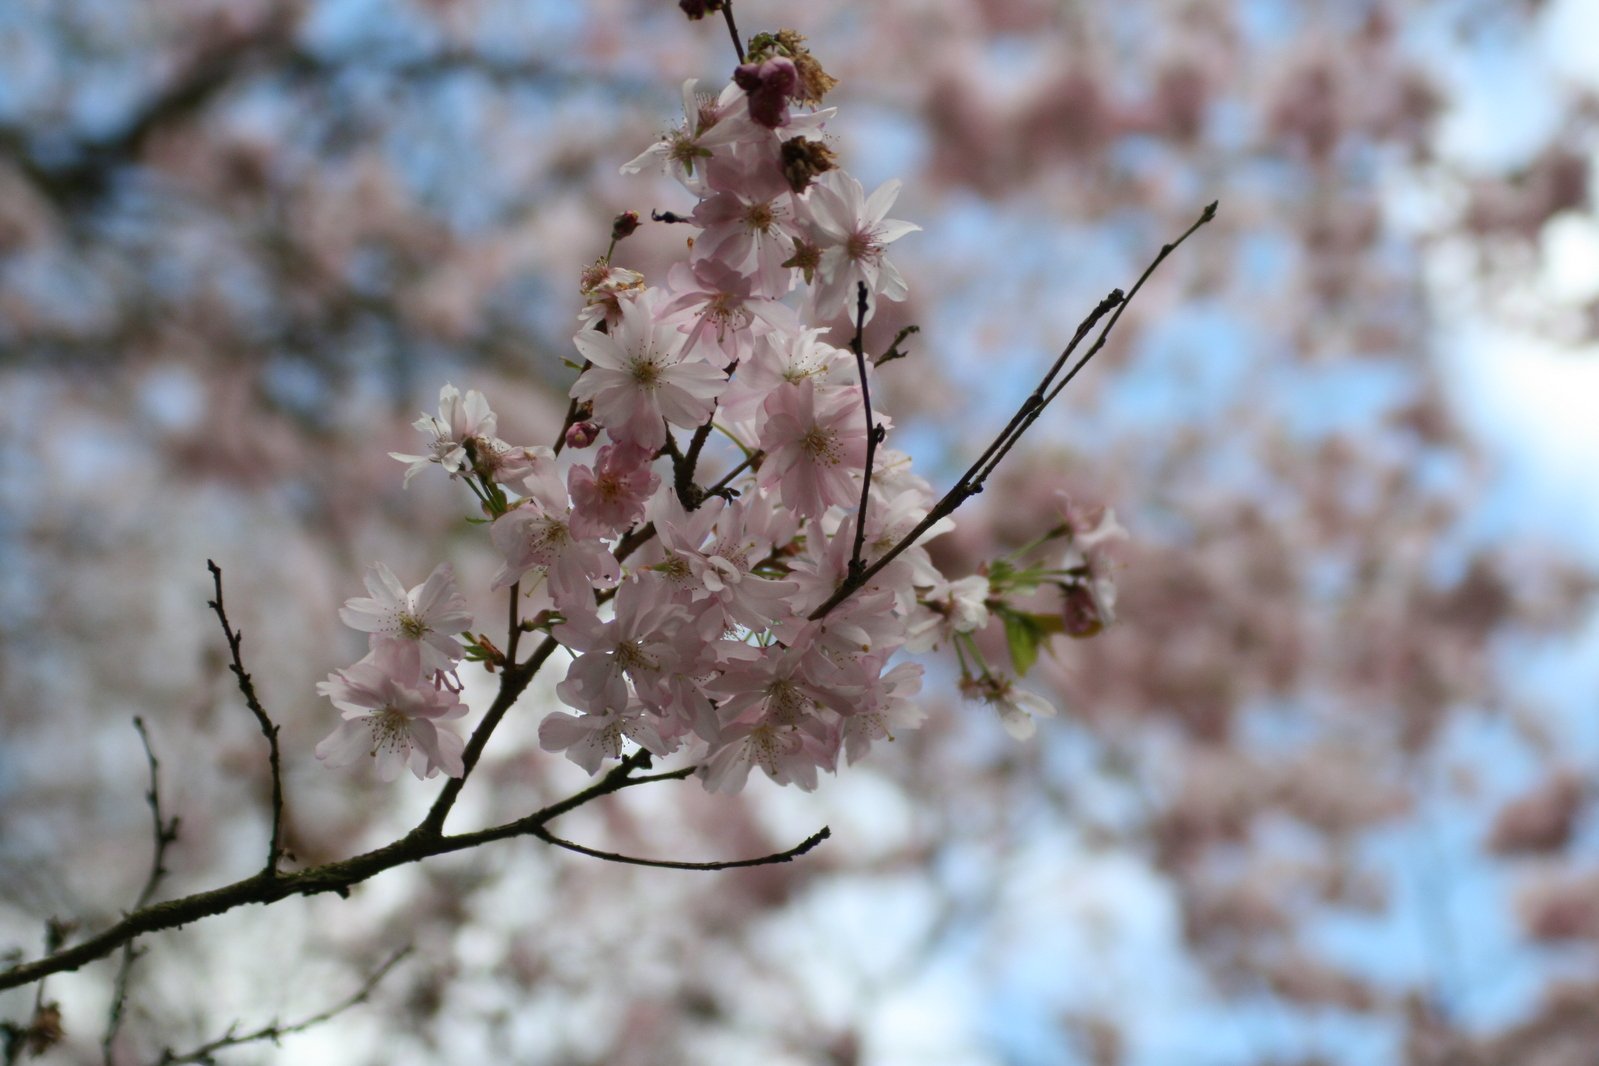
733, 57, 800, 129
564, 420, 601, 450
780, 137, 837, 193
1058, 581, 1107, 639
610, 211, 640, 243
678, 0, 724, 20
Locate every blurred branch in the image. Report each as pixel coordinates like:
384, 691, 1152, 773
0, 14, 296, 206
206, 561, 285, 877
155, 947, 411, 1065
100, 719, 180, 1065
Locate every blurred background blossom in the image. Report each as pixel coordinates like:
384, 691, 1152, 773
3, 1, 1599, 1063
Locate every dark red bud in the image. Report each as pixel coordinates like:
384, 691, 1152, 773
611, 211, 640, 242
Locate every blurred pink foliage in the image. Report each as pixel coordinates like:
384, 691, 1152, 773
2, 1, 1597, 1063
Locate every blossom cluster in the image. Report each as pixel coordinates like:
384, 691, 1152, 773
317, 31, 1125, 791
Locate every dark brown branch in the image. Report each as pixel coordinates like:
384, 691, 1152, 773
155, 947, 411, 1065
505, 580, 523, 665
418, 635, 559, 838
721, 2, 747, 64
100, 719, 180, 1065
673, 418, 718, 510
846, 282, 880, 584
531, 824, 830, 871
0, 747, 697, 993
807, 202, 1218, 621
206, 561, 285, 877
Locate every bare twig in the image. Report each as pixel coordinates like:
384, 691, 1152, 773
101, 719, 181, 1065
504, 580, 523, 665
874, 323, 920, 367
976, 202, 1220, 485
846, 283, 880, 583
721, 2, 746, 64
807, 202, 1218, 621
531, 824, 830, 871
156, 947, 411, 1065
206, 561, 285, 877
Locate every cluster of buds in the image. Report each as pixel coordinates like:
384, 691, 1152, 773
317, 28, 1126, 793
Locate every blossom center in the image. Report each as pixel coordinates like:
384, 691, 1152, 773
628, 356, 664, 391
846, 229, 880, 264
744, 202, 776, 232
368, 708, 413, 756
799, 426, 841, 465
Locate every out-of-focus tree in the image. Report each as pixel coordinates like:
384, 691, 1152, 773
2, 1, 1596, 1063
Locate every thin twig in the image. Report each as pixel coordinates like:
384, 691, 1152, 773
874, 323, 919, 367
505, 580, 522, 665
721, 2, 746, 64
807, 202, 1218, 621
846, 282, 879, 583
531, 824, 830, 871
206, 561, 284, 878
975, 201, 1220, 485
101, 719, 180, 1065
156, 947, 411, 1065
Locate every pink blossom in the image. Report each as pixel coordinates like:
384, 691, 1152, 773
659, 257, 800, 364
569, 295, 727, 453
621, 79, 759, 194
756, 378, 869, 519
689, 149, 802, 297
841, 659, 925, 764
338, 561, 473, 675
568, 443, 658, 539
801, 170, 919, 323
554, 577, 691, 714
316, 645, 468, 781
389, 384, 500, 486
539, 700, 673, 775
489, 471, 620, 605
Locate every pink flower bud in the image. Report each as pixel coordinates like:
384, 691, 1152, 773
564, 420, 601, 450
733, 57, 800, 129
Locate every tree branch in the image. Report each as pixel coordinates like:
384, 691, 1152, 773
0, 748, 700, 993
846, 282, 881, 584
807, 202, 1218, 621
721, 2, 747, 64
100, 719, 180, 1065
206, 561, 285, 878
530, 824, 830, 871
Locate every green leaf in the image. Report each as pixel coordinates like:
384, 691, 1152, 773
1001, 609, 1042, 676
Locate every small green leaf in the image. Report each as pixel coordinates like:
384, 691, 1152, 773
1001, 609, 1042, 676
